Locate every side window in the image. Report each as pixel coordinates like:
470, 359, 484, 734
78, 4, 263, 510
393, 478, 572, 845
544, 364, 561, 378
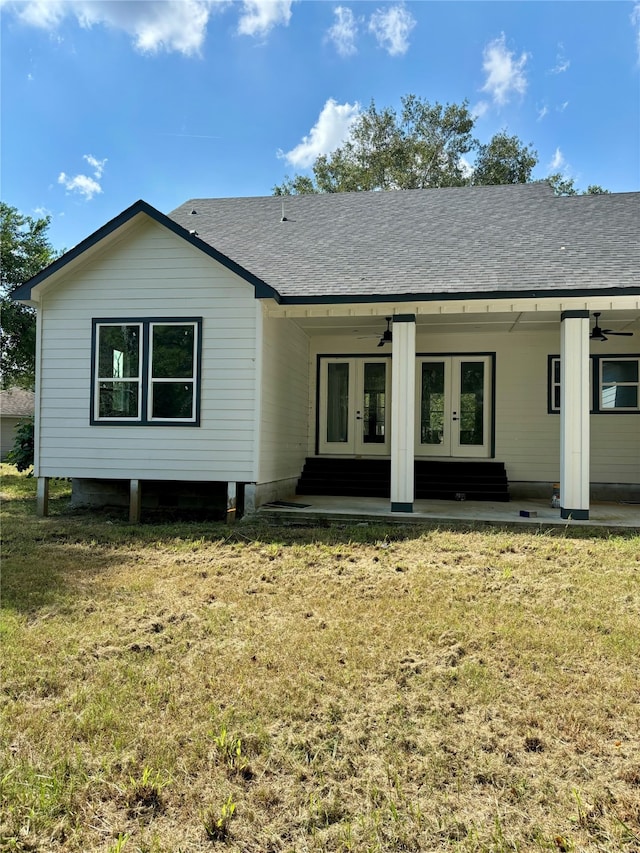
548, 356, 561, 413
92, 318, 201, 425
598, 358, 639, 412
548, 355, 639, 414
96, 323, 142, 420
150, 323, 197, 421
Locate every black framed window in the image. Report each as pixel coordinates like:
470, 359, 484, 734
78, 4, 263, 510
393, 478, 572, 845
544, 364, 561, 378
598, 357, 639, 411
548, 354, 639, 414
92, 318, 202, 425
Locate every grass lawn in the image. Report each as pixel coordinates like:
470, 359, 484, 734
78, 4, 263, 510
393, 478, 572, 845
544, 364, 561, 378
1, 465, 639, 852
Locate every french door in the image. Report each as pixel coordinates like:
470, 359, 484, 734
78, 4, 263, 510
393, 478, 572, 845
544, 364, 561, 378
319, 358, 390, 455
416, 356, 492, 457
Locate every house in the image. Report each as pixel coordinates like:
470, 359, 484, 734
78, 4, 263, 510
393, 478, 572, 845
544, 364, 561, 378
11, 183, 639, 521
0, 387, 35, 461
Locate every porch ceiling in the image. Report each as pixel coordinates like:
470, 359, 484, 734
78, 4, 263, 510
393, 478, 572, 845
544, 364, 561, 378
288, 308, 640, 337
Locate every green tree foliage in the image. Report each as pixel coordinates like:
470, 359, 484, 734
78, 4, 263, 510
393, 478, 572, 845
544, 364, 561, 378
546, 173, 611, 196
273, 95, 541, 195
6, 417, 35, 472
1, 203, 58, 389
275, 96, 478, 194
471, 131, 537, 186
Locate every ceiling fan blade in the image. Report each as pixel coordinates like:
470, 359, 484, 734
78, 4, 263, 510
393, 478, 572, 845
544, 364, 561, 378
377, 338, 385, 347
602, 330, 633, 336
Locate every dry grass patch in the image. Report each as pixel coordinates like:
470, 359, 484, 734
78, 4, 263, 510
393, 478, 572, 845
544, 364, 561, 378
1, 466, 639, 852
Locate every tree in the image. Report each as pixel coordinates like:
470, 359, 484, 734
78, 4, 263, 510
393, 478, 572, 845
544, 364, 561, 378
546, 174, 610, 196
471, 131, 537, 186
0, 203, 57, 389
273, 95, 541, 196
274, 96, 477, 194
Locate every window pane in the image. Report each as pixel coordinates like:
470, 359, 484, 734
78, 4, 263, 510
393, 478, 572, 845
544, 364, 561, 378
98, 325, 139, 378
602, 360, 638, 383
98, 382, 139, 418
152, 382, 194, 419
553, 360, 560, 383
327, 363, 349, 442
421, 362, 445, 445
459, 362, 484, 446
601, 385, 638, 409
554, 387, 561, 410
152, 325, 195, 378
363, 362, 386, 443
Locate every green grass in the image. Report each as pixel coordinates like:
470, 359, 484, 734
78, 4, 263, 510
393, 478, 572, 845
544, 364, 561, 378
1, 465, 639, 852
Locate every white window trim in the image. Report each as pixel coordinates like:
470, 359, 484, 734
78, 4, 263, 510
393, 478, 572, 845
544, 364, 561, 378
92, 317, 202, 426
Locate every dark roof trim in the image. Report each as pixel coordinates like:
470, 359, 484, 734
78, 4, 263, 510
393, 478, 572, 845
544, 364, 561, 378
276, 286, 640, 305
11, 199, 280, 302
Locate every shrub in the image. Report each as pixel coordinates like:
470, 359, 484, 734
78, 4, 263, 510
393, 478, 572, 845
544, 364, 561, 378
7, 416, 34, 472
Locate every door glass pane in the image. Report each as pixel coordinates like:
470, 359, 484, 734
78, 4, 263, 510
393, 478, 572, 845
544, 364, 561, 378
459, 362, 484, 446
421, 362, 445, 445
362, 362, 386, 444
327, 363, 349, 442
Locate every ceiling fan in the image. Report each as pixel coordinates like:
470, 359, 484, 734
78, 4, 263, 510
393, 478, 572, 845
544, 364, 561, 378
590, 312, 634, 342
356, 316, 393, 347
377, 317, 393, 347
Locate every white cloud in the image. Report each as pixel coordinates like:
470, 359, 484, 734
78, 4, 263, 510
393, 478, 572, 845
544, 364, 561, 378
557, 101, 569, 113
368, 3, 415, 57
58, 172, 102, 200
237, 0, 293, 37
7, 0, 213, 55
481, 33, 529, 105
550, 43, 570, 74
84, 154, 107, 179
632, 3, 640, 63
58, 154, 107, 200
537, 105, 549, 121
471, 100, 490, 119
327, 6, 358, 57
3, 0, 294, 54
549, 148, 565, 171
279, 98, 360, 168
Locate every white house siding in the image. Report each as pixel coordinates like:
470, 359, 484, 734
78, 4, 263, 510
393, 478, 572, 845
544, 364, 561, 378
257, 313, 309, 488
308, 327, 639, 488
37, 218, 258, 482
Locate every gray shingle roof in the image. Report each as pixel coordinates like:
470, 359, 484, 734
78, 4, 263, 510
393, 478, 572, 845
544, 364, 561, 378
0, 388, 35, 417
169, 183, 639, 300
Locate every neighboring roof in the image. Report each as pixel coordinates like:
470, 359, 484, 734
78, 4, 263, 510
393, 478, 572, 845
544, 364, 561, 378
12, 184, 639, 305
169, 184, 639, 301
0, 388, 35, 418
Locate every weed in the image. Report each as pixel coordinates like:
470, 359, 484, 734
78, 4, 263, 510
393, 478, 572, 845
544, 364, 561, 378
211, 726, 250, 776
107, 834, 130, 853
123, 767, 170, 815
202, 794, 236, 841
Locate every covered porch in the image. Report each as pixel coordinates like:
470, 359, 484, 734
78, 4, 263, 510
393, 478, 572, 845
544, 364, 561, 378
261, 294, 639, 522
256, 493, 640, 532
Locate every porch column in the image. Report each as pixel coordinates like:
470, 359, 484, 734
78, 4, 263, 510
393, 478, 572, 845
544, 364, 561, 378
390, 314, 416, 512
559, 311, 590, 520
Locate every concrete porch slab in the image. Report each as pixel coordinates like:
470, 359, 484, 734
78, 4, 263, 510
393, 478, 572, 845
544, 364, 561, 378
256, 495, 640, 532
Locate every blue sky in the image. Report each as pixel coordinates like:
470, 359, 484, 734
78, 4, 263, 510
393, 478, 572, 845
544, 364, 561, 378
2, 0, 639, 253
